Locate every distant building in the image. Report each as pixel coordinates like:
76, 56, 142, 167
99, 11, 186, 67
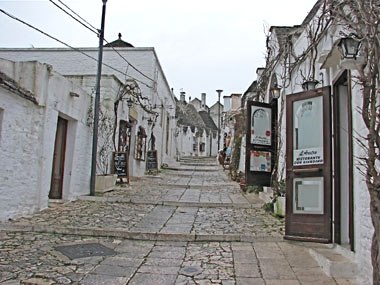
175, 92, 219, 157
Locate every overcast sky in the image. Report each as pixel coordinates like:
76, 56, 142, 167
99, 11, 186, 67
0, 0, 317, 105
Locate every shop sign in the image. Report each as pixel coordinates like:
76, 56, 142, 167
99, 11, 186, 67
293, 147, 323, 166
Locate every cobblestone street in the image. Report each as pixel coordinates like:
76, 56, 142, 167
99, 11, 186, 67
0, 158, 356, 284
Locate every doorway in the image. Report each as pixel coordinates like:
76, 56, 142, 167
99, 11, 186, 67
285, 87, 332, 242
333, 71, 354, 251
49, 117, 68, 199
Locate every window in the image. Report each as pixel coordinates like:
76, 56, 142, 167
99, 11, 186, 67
118, 120, 132, 153
200, 143, 205, 152
193, 136, 198, 152
134, 126, 147, 161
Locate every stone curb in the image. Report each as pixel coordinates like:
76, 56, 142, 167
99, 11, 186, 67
76, 196, 262, 209
0, 223, 284, 243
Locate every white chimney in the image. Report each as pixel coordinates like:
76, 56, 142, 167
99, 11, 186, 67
256, 68, 265, 81
201, 93, 206, 108
180, 91, 186, 103
223, 95, 232, 112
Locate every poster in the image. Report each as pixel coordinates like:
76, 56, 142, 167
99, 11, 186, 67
250, 151, 271, 172
251, 106, 272, 146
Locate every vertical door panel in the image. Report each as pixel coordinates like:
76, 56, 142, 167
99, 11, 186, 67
49, 117, 68, 199
285, 87, 332, 243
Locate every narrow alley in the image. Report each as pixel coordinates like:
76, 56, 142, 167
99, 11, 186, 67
0, 157, 354, 284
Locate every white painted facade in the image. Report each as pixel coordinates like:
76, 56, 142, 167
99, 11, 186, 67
0, 47, 177, 176
262, 3, 373, 283
175, 126, 217, 158
0, 59, 92, 221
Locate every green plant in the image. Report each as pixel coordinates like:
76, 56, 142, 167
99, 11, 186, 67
247, 185, 263, 193
272, 180, 286, 201
263, 202, 274, 213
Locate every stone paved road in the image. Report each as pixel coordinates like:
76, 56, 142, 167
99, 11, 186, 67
0, 157, 357, 284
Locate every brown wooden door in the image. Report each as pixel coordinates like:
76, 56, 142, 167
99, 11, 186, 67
49, 117, 68, 199
285, 87, 332, 243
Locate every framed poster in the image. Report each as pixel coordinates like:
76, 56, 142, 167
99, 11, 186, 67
251, 106, 272, 146
250, 150, 271, 172
293, 96, 324, 166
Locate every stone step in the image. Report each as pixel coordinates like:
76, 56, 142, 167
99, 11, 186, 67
180, 163, 217, 167
309, 246, 358, 279
0, 223, 283, 243
78, 195, 259, 209
163, 166, 219, 172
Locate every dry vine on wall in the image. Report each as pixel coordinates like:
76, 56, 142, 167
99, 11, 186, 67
327, 0, 380, 282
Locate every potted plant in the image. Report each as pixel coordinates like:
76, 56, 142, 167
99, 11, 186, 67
239, 175, 247, 192
272, 180, 286, 217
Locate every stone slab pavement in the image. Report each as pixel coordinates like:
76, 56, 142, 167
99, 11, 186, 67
0, 160, 358, 284
0, 231, 357, 284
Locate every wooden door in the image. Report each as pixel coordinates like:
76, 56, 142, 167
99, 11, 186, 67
285, 87, 332, 243
49, 117, 68, 199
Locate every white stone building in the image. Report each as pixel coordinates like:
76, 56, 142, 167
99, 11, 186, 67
0, 38, 177, 177
175, 92, 219, 157
246, 0, 374, 283
0, 58, 92, 221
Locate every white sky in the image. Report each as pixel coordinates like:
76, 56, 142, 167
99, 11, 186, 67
0, 0, 317, 105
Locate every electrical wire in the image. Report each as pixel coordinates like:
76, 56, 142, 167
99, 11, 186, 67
56, 0, 98, 32
48, 0, 98, 36
49, 0, 155, 82
0, 8, 153, 89
103, 38, 155, 82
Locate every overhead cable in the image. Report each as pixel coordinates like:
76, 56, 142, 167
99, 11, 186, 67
56, 0, 98, 32
0, 8, 153, 88
50, 0, 155, 82
48, 0, 98, 36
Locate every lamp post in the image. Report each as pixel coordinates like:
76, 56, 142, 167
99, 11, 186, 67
216, 89, 223, 150
89, 0, 107, 196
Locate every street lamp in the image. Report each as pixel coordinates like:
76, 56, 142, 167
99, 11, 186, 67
216, 89, 223, 150
338, 37, 361, 59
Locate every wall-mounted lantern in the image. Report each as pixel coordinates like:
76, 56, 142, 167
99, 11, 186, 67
270, 85, 281, 99
127, 97, 134, 108
302, 80, 319, 91
338, 37, 361, 59
142, 116, 153, 126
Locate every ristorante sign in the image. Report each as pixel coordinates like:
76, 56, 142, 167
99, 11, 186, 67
293, 147, 323, 166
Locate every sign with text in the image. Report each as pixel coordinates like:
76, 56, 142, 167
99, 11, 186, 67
113, 152, 128, 177
251, 106, 272, 146
246, 100, 277, 187
147, 150, 158, 170
293, 147, 323, 166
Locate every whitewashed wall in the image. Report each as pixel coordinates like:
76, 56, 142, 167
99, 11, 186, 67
264, 6, 373, 284
0, 59, 92, 221
0, 47, 177, 175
